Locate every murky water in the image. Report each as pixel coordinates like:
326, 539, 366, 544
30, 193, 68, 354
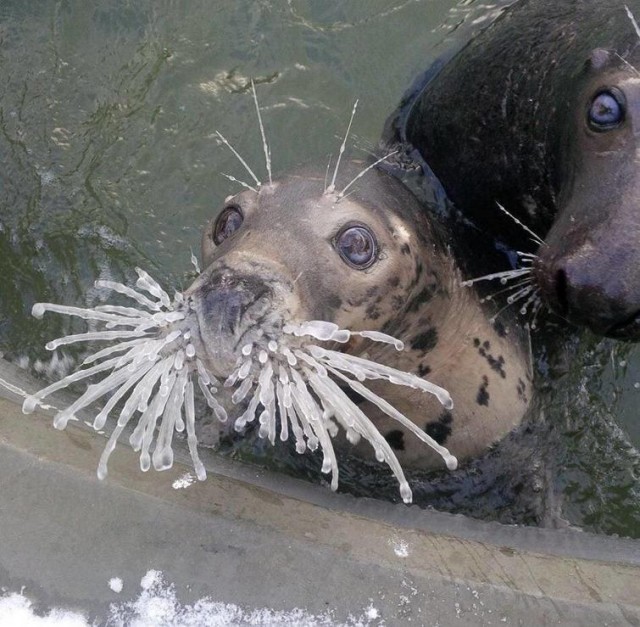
1, 1, 638, 537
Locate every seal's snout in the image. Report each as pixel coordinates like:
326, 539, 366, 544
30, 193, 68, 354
198, 272, 272, 334
537, 246, 640, 340
184, 260, 299, 378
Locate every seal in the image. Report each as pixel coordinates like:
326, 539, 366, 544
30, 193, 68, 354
387, 0, 640, 339
189, 160, 532, 471
21, 158, 532, 503
21, 88, 532, 503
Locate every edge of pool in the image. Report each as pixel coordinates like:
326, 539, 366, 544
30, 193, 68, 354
0, 358, 638, 625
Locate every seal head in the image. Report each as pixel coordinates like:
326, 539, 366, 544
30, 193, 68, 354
397, 0, 640, 339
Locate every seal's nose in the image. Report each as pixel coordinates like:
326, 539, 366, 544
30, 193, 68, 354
198, 272, 271, 332
537, 250, 640, 339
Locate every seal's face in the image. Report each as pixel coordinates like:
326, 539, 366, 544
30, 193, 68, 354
186, 165, 440, 379
536, 48, 640, 339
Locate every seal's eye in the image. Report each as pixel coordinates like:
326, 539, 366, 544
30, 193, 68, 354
588, 90, 625, 130
335, 225, 377, 269
213, 206, 244, 245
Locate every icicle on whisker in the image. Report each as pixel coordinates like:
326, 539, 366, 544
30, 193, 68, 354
307, 344, 453, 409
215, 131, 262, 188
327, 364, 458, 471
221, 173, 258, 194
251, 79, 272, 186
461, 267, 531, 288
337, 151, 399, 200
304, 367, 413, 503
94, 280, 162, 311
96, 358, 171, 480
325, 100, 358, 194
625, 5, 640, 39
496, 202, 545, 247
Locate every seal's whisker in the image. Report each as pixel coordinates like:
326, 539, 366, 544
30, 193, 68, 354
337, 150, 399, 200
614, 51, 640, 77
190, 250, 201, 274
462, 266, 531, 287
324, 154, 333, 191
488, 283, 545, 329
23, 271, 458, 504
215, 131, 262, 187
220, 173, 258, 194
625, 5, 640, 39
505, 284, 534, 307
326, 100, 358, 195
251, 80, 272, 186
528, 294, 545, 330
496, 202, 545, 247
481, 277, 533, 303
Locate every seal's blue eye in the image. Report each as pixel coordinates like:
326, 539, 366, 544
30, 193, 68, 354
213, 206, 243, 245
588, 90, 624, 130
335, 225, 377, 269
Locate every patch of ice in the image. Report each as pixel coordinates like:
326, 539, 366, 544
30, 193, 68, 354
0, 593, 87, 626
108, 578, 123, 593
172, 472, 196, 490
388, 537, 410, 558
0, 570, 387, 626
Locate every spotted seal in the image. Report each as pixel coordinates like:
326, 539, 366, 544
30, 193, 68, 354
187, 160, 532, 470
386, 0, 640, 339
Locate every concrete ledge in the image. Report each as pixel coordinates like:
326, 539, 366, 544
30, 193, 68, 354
0, 360, 638, 624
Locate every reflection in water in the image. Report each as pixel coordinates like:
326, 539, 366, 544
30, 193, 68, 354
0, 0, 638, 536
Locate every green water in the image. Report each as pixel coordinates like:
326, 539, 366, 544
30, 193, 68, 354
0, 0, 638, 537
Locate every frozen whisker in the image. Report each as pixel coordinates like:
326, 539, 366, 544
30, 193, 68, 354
324, 154, 333, 192
25, 269, 456, 504
506, 284, 533, 306
481, 277, 533, 303
135, 268, 171, 308
95, 280, 162, 311
215, 131, 262, 188
283, 320, 404, 350
220, 173, 258, 194
614, 51, 640, 77
337, 151, 399, 199
461, 245, 548, 327
24, 273, 210, 482
190, 249, 201, 274
625, 5, 640, 39
489, 283, 546, 330
251, 80, 272, 186
325, 100, 358, 195
496, 202, 545, 247
461, 266, 531, 287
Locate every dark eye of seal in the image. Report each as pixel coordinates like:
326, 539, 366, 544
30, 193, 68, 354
588, 89, 625, 130
213, 206, 243, 245
335, 225, 377, 269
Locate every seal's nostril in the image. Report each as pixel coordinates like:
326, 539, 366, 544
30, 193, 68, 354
555, 268, 568, 315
